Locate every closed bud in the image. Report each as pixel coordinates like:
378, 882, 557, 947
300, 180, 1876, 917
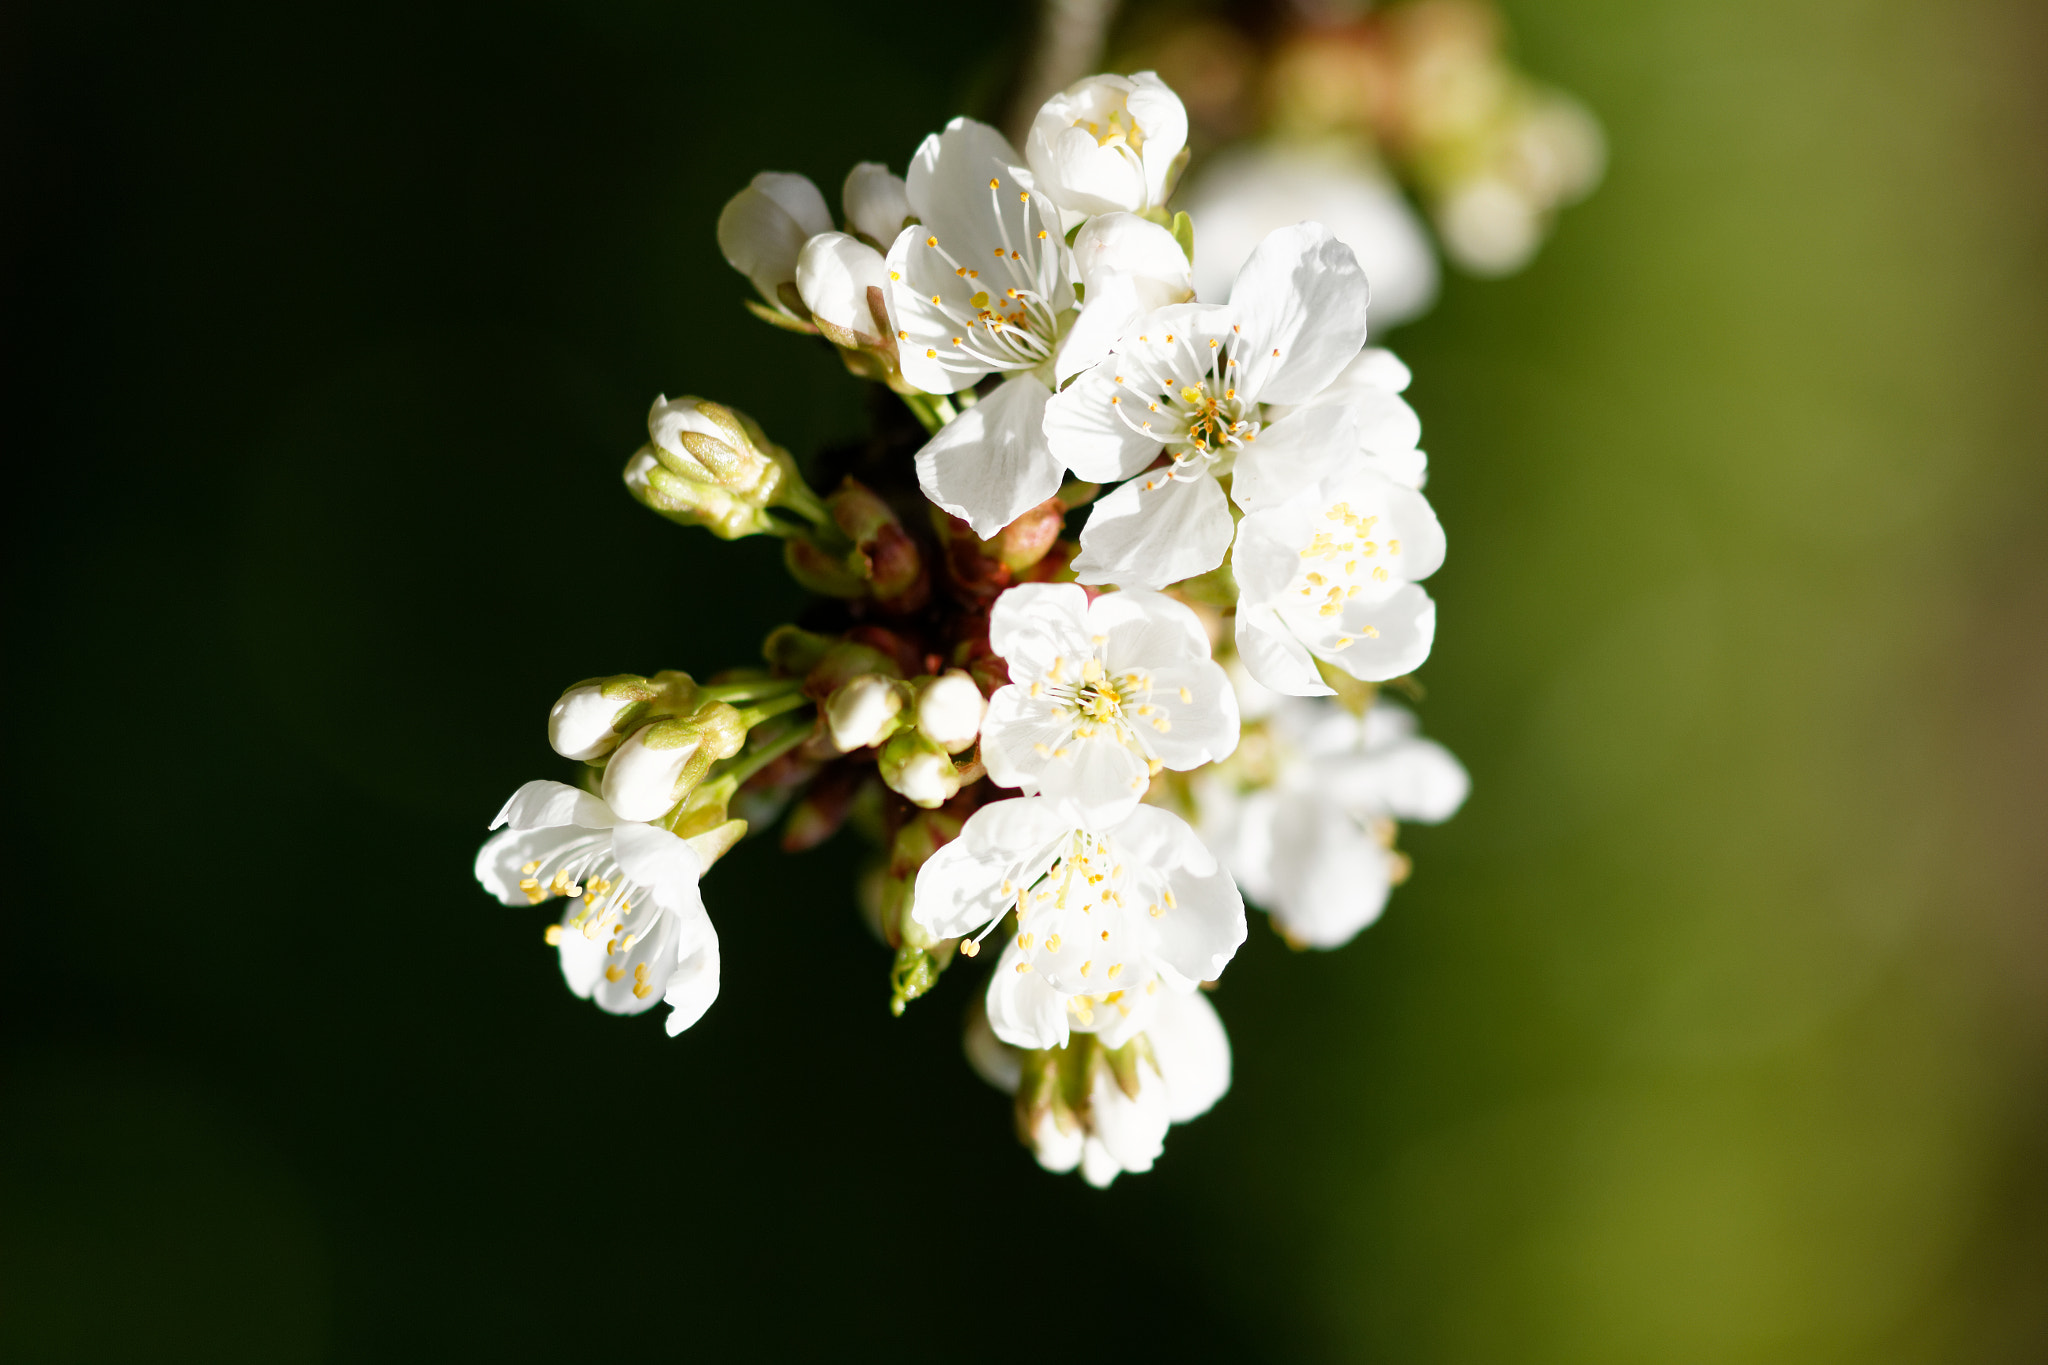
796, 232, 892, 343
763, 625, 834, 678
600, 703, 748, 822
624, 448, 777, 539
878, 729, 965, 808
824, 673, 911, 752
914, 670, 986, 753
829, 478, 928, 611
842, 162, 912, 248
717, 171, 833, 319
648, 396, 785, 504
548, 675, 657, 761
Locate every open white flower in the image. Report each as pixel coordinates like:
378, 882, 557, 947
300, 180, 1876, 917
474, 781, 727, 1034
966, 986, 1231, 1187
716, 172, 833, 319
1195, 694, 1468, 948
887, 118, 1075, 536
979, 583, 1238, 825
1231, 464, 1446, 695
1025, 71, 1188, 218
913, 797, 1246, 1051
1044, 222, 1370, 589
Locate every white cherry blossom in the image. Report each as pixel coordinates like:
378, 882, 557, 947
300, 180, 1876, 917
965, 985, 1231, 1186
1044, 222, 1371, 589
1232, 463, 1446, 695
887, 118, 1076, 536
1194, 692, 1467, 948
475, 781, 726, 1034
1025, 71, 1188, 218
979, 583, 1238, 825
912, 797, 1246, 1051
716, 172, 833, 319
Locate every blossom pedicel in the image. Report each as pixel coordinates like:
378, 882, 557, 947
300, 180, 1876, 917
475, 70, 1468, 1186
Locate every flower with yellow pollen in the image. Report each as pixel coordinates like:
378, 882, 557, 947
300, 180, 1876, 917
1025, 71, 1188, 217
474, 780, 734, 1036
1045, 222, 1378, 590
912, 795, 1245, 1051
1231, 463, 1447, 695
980, 582, 1238, 824
885, 116, 1077, 537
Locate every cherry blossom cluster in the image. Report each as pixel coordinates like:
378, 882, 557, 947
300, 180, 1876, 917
475, 71, 1468, 1185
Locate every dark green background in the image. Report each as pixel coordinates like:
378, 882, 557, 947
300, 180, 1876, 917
7, 1, 2046, 1360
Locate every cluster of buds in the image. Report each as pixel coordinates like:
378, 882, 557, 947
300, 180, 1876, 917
479, 64, 1479, 1186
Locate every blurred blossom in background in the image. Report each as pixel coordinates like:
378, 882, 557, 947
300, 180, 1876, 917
7, 0, 2048, 1362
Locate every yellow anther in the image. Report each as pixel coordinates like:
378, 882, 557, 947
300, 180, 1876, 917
1107, 963, 1123, 979
1373, 566, 1390, 582
988, 176, 1000, 190
1045, 934, 1062, 952
604, 966, 624, 983
926, 235, 937, 246
1178, 687, 1192, 703
543, 924, 565, 946
1080, 960, 1093, 977
959, 938, 980, 958
1018, 933, 1034, 949
1016, 962, 1032, 973
520, 860, 541, 875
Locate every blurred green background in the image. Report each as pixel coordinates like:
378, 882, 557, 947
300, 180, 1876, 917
7, 0, 2045, 1359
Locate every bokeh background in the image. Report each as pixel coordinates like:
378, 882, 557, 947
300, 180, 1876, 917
7, 0, 2046, 1359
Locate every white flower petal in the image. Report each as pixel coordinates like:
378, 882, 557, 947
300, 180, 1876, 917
1228, 222, 1370, 406
987, 581, 1095, 682
1148, 987, 1231, 1123
1227, 402, 1361, 513
474, 824, 589, 905
609, 822, 707, 917
1090, 586, 1212, 669
1325, 736, 1471, 824
909, 797, 1072, 939
842, 161, 911, 246
913, 374, 1064, 537
795, 231, 891, 336
716, 172, 831, 308
1312, 582, 1439, 683
987, 939, 1071, 1050
491, 779, 617, 832
1089, 1063, 1168, 1173
1041, 362, 1170, 484
1267, 797, 1396, 948
1055, 213, 1194, 380
662, 922, 720, 1035
1073, 468, 1234, 589
1235, 601, 1334, 697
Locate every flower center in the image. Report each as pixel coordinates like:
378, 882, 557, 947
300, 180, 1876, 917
1287, 498, 1405, 649
1072, 107, 1146, 155
516, 835, 660, 997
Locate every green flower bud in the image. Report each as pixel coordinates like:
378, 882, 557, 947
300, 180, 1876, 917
600, 701, 747, 822
824, 673, 912, 752
647, 396, 787, 504
624, 448, 778, 539
878, 729, 966, 808
548, 675, 657, 761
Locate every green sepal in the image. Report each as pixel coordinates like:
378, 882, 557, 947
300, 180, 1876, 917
743, 297, 819, 335
1170, 210, 1195, 266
